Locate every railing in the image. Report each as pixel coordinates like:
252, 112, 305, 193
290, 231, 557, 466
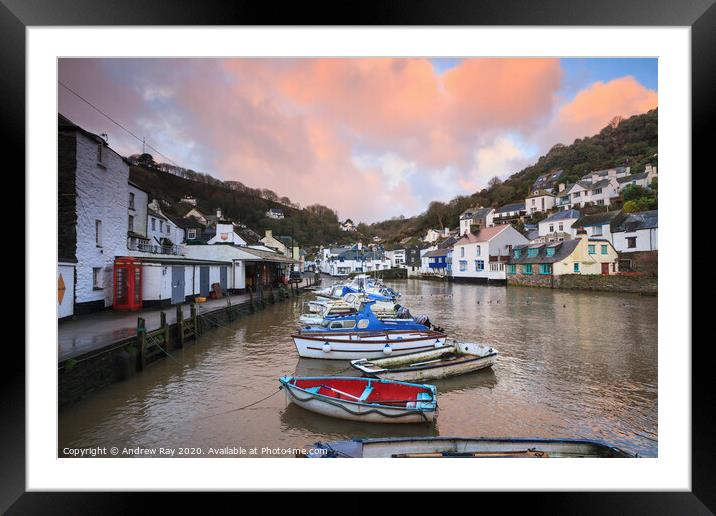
128, 238, 182, 256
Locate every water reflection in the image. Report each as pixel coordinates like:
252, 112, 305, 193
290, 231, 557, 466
59, 279, 657, 457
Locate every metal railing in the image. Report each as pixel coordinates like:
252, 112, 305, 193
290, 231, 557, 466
128, 238, 182, 256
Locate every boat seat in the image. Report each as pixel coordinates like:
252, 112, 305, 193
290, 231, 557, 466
358, 384, 374, 402
407, 392, 434, 410
304, 386, 321, 394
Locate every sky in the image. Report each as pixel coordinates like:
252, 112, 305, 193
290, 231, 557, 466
58, 58, 657, 223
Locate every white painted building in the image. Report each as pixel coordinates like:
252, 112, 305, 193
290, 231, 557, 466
266, 207, 284, 219
459, 207, 494, 235
537, 209, 581, 240
611, 210, 658, 253
571, 210, 627, 244
206, 221, 248, 245
58, 114, 131, 315
525, 191, 555, 214
452, 225, 529, 283
386, 249, 406, 268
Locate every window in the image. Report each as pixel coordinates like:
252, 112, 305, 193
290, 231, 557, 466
95, 220, 102, 246
593, 187, 602, 194
460, 247, 465, 258
507, 264, 516, 274
588, 245, 596, 254
558, 223, 563, 231
527, 248, 539, 257
596, 200, 605, 206
539, 264, 552, 275
549, 224, 554, 232
166, 224, 171, 234
475, 260, 484, 272
459, 260, 467, 272
129, 192, 135, 209
151, 218, 156, 231
573, 263, 580, 273
593, 225, 603, 236
627, 237, 637, 249
128, 215, 134, 232
188, 229, 197, 239
159, 220, 164, 232
531, 198, 536, 205
601, 245, 608, 254
573, 191, 581, 198
475, 245, 481, 256
523, 264, 533, 275
546, 247, 556, 257
92, 267, 103, 289
513, 249, 522, 259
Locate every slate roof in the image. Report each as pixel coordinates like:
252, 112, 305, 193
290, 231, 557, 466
236, 227, 261, 245
336, 249, 385, 261
148, 209, 168, 221
616, 172, 650, 184
572, 210, 626, 228
173, 217, 204, 230
509, 240, 580, 265
495, 202, 526, 214
424, 248, 450, 258
437, 235, 459, 249
460, 207, 493, 220
542, 209, 581, 223
612, 210, 658, 232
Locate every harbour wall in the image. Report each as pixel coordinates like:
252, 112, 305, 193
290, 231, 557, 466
59, 285, 308, 408
507, 273, 657, 294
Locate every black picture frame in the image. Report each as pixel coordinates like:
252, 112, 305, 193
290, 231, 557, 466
4, 0, 709, 511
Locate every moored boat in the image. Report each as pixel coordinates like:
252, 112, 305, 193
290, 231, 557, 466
304, 436, 636, 458
292, 330, 448, 360
279, 376, 438, 424
351, 342, 497, 382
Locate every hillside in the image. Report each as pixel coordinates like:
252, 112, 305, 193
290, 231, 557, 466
128, 165, 356, 248
360, 109, 658, 246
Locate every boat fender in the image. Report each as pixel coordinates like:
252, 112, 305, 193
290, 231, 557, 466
383, 345, 392, 355
322, 343, 331, 353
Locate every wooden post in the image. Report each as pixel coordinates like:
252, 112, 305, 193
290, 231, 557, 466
160, 311, 169, 351
136, 317, 146, 371
270, 284, 275, 303
176, 305, 184, 348
191, 303, 198, 339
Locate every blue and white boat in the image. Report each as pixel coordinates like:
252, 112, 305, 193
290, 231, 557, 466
292, 301, 447, 360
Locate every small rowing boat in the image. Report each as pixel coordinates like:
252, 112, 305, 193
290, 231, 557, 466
351, 342, 497, 382
279, 376, 438, 424
303, 437, 636, 458
292, 330, 447, 360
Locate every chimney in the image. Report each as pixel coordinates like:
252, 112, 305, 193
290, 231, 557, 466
216, 208, 222, 219
558, 183, 565, 192
591, 173, 600, 183
357, 242, 363, 250
265, 229, 272, 238
444, 227, 449, 237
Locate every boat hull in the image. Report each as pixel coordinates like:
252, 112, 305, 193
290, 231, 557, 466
305, 437, 635, 458
351, 343, 497, 382
292, 331, 448, 360
280, 376, 437, 424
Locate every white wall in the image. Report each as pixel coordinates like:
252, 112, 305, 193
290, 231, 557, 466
127, 184, 148, 237
74, 132, 129, 308
453, 226, 528, 279
538, 216, 579, 237
613, 228, 658, 252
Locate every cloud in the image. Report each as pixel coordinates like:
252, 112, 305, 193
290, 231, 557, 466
58, 58, 657, 223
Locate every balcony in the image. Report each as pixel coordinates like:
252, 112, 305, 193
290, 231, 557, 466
128, 237, 182, 256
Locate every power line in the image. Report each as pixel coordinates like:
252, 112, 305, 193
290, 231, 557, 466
58, 80, 179, 167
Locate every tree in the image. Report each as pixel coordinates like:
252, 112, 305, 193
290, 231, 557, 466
488, 176, 502, 188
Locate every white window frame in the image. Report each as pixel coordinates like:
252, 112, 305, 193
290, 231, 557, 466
92, 267, 103, 289
95, 219, 102, 247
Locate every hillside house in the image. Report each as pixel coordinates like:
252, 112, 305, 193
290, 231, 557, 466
459, 207, 495, 235
537, 209, 581, 241
452, 225, 529, 283
525, 190, 556, 214
571, 210, 627, 243
266, 207, 284, 220
611, 210, 658, 253
531, 169, 564, 192
508, 229, 619, 286
493, 202, 526, 224
340, 219, 357, 231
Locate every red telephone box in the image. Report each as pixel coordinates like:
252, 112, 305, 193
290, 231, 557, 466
113, 256, 143, 311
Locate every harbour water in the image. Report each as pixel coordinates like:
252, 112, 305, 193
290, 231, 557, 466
58, 279, 658, 457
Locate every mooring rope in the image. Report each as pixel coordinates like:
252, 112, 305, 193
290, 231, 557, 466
202, 388, 284, 419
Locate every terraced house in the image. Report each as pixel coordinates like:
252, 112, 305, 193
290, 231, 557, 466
452, 225, 528, 284
507, 229, 619, 287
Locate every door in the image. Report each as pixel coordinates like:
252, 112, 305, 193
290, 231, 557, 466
601, 263, 610, 275
171, 266, 185, 304
219, 266, 228, 293
200, 266, 210, 297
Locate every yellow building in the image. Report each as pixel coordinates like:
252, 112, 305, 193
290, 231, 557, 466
508, 229, 619, 285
